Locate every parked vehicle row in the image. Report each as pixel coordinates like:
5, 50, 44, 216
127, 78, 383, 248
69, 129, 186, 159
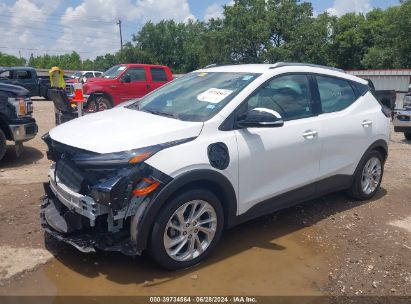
41, 63, 390, 269
0, 83, 38, 160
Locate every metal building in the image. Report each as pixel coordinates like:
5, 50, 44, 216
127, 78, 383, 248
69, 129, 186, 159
347, 69, 411, 108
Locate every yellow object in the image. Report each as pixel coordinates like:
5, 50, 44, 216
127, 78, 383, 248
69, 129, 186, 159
48, 66, 66, 89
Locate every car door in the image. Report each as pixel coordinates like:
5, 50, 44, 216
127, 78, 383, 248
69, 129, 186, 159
149, 67, 169, 91
314, 75, 375, 185
235, 74, 322, 215
119, 67, 150, 101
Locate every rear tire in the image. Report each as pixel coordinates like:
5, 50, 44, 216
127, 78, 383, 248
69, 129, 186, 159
0, 128, 7, 161
405, 132, 411, 140
347, 150, 384, 200
148, 188, 224, 270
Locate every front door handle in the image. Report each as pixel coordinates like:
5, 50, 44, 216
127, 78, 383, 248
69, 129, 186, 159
362, 120, 373, 127
302, 130, 319, 139
146, 84, 151, 90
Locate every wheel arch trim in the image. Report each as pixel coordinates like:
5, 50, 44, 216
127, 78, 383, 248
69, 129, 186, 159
131, 169, 237, 252
366, 139, 388, 161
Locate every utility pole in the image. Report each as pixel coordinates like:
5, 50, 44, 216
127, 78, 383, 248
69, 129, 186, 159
117, 19, 123, 52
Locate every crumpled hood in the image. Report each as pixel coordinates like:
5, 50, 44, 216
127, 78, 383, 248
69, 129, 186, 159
49, 107, 203, 154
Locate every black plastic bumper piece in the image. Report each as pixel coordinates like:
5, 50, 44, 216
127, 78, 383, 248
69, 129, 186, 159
40, 186, 139, 256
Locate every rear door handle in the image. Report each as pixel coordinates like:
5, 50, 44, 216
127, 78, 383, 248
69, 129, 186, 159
146, 84, 151, 90
362, 120, 373, 127
302, 130, 319, 138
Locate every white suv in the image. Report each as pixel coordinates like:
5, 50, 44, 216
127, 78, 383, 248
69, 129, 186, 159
41, 63, 391, 269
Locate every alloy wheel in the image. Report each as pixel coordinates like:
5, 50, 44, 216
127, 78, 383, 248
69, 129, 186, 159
361, 156, 382, 195
163, 200, 217, 262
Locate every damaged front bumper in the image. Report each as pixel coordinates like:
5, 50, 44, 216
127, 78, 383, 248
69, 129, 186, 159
40, 155, 171, 256
40, 187, 138, 255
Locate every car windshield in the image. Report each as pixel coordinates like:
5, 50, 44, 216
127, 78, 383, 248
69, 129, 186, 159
72, 72, 81, 78
103, 65, 125, 79
127, 72, 260, 122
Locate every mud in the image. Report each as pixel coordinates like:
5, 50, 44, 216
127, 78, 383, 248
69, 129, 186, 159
0, 100, 410, 297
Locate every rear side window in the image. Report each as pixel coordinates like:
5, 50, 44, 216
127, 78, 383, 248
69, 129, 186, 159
84, 72, 94, 78
16, 70, 31, 79
126, 67, 146, 82
316, 76, 357, 113
150, 67, 168, 82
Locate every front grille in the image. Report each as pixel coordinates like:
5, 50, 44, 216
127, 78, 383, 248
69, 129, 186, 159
65, 84, 74, 96
56, 158, 88, 193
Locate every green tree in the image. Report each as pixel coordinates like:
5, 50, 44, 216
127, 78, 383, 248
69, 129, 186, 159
0, 52, 26, 66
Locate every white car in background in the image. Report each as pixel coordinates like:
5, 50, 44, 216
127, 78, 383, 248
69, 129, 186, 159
393, 92, 411, 140
70, 71, 103, 82
41, 63, 391, 270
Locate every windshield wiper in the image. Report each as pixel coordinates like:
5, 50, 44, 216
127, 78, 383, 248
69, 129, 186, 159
143, 109, 178, 119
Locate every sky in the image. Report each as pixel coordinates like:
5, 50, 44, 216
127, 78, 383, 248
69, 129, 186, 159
0, 0, 401, 61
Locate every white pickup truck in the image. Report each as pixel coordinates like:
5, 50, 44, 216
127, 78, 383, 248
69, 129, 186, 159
393, 92, 411, 140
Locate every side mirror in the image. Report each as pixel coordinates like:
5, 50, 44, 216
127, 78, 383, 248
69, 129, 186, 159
122, 74, 131, 83
237, 108, 284, 128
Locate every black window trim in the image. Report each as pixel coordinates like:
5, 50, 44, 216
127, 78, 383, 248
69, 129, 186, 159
311, 73, 367, 115
220, 72, 318, 131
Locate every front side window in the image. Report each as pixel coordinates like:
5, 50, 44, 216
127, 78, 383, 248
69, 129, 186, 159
125, 67, 146, 82
128, 72, 260, 122
103, 65, 126, 79
84, 72, 94, 78
0, 70, 11, 79
245, 74, 312, 120
316, 76, 357, 113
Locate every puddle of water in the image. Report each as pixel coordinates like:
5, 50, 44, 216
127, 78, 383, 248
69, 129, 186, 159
0, 218, 329, 296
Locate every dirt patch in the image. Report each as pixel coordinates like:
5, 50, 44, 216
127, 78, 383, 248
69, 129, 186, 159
390, 216, 411, 233
0, 246, 52, 282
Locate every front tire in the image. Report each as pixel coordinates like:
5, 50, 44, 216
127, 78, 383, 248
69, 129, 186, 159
405, 132, 411, 140
149, 188, 224, 270
347, 150, 384, 200
86, 96, 112, 112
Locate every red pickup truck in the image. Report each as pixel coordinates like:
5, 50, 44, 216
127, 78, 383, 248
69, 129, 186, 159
82, 64, 173, 110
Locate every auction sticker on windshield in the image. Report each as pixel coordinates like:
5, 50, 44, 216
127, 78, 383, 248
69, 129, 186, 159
197, 88, 233, 104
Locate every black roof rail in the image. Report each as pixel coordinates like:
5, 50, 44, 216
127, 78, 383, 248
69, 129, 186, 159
269, 62, 345, 73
